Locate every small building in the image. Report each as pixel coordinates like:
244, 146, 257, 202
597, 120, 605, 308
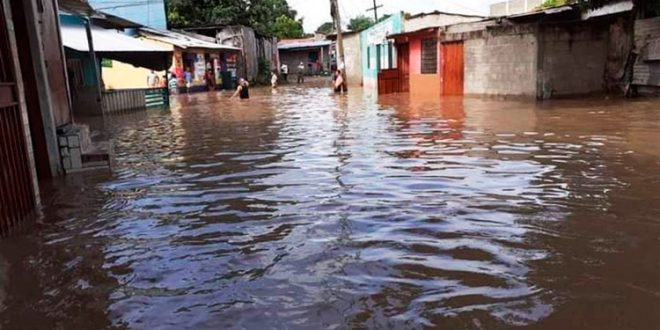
187, 25, 280, 82
59, 13, 172, 115
360, 13, 405, 91
383, 3, 633, 99
120, 28, 241, 92
326, 30, 363, 86
278, 38, 332, 76
1, 0, 91, 232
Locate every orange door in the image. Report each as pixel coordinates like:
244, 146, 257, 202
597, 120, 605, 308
442, 42, 464, 96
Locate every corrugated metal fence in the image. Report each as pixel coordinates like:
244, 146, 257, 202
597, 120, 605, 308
102, 88, 168, 115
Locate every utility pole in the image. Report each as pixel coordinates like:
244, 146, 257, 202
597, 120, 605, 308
367, 0, 383, 22
330, 0, 347, 91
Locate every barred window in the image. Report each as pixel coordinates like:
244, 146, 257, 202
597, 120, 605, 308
421, 38, 437, 74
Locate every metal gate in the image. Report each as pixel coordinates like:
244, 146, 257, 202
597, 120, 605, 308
0, 4, 37, 235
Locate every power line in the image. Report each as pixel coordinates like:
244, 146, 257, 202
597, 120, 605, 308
366, 0, 383, 21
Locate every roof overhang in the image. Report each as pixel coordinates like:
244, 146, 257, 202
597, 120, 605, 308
61, 24, 172, 70
278, 40, 332, 51
58, 0, 96, 16
139, 28, 241, 51
388, 27, 439, 43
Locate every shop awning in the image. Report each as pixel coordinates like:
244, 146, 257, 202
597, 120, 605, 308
139, 28, 241, 51
60, 24, 172, 70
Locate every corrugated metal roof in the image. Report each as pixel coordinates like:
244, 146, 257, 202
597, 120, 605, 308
582, 1, 633, 20
278, 40, 331, 50
61, 23, 170, 52
58, 0, 96, 16
139, 27, 241, 51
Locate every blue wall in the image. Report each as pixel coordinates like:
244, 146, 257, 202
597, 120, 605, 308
88, 0, 167, 29
360, 13, 403, 90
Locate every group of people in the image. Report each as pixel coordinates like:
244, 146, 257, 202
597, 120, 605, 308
152, 61, 344, 101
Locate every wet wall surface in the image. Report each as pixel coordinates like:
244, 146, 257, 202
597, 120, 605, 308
1, 85, 660, 329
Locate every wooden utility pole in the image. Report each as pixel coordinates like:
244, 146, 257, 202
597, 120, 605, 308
367, 0, 383, 22
330, 0, 347, 91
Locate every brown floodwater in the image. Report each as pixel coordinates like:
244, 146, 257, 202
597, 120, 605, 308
1, 84, 660, 329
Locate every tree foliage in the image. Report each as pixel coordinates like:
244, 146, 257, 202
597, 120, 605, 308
316, 22, 335, 35
166, 0, 302, 36
347, 15, 374, 31
273, 15, 304, 39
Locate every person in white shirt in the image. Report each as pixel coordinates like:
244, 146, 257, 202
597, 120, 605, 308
147, 70, 159, 88
280, 64, 288, 83
297, 62, 305, 84
271, 70, 278, 89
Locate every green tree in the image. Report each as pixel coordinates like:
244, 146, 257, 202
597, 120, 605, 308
166, 0, 301, 36
377, 14, 391, 23
316, 22, 335, 35
347, 15, 375, 31
273, 15, 304, 39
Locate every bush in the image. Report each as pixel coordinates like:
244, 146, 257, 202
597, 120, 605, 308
540, 0, 570, 9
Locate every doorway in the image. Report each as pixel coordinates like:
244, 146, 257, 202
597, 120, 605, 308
397, 43, 409, 93
442, 41, 464, 96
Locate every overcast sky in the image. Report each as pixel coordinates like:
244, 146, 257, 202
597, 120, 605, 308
288, 0, 501, 33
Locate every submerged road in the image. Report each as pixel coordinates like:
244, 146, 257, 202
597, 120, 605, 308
1, 85, 660, 329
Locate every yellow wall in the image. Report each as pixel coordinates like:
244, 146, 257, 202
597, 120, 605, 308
102, 36, 175, 90
102, 61, 166, 90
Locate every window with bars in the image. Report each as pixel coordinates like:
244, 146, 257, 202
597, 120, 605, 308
421, 38, 437, 74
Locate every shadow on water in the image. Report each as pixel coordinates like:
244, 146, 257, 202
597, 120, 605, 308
2, 85, 660, 329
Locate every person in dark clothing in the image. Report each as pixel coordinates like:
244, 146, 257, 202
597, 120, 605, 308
231, 78, 250, 99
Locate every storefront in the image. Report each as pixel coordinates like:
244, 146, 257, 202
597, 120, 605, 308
138, 27, 241, 93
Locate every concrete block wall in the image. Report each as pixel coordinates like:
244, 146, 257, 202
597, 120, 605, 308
539, 23, 610, 98
464, 27, 538, 96
633, 17, 660, 90
343, 34, 363, 86
489, 0, 543, 16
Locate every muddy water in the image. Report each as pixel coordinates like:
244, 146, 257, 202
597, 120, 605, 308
2, 85, 660, 329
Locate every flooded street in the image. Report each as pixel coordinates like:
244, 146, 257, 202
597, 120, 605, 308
2, 85, 660, 329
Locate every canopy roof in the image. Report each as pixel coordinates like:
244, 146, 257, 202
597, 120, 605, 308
278, 39, 332, 51
61, 23, 172, 70
139, 28, 241, 51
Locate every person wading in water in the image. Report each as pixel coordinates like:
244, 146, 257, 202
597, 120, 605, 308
333, 69, 345, 94
231, 78, 250, 99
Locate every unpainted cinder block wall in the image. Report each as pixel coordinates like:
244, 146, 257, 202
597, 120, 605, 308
538, 22, 610, 98
464, 25, 538, 96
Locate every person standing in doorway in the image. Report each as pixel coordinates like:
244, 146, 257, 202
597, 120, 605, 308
147, 70, 159, 88
231, 78, 250, 99
297, 62, 305, 84
184, 67, 194, 93
281, 63, 288, 83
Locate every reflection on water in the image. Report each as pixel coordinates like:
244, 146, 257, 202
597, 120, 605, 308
2, 86, 660, 329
